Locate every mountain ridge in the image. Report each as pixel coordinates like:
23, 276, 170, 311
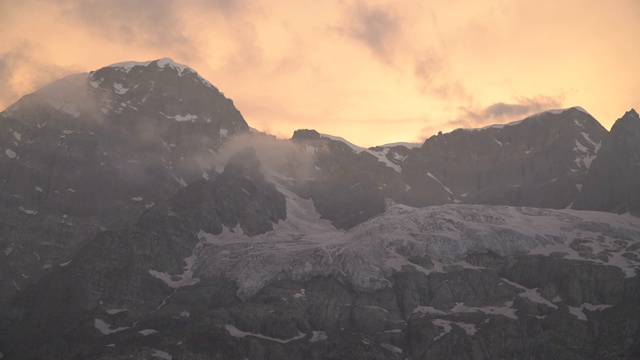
1, 59, 639, 360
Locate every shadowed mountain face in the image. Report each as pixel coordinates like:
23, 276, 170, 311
1, 60, 639, 359
403, 107, 607, 208
289, 107, 608, 228
574, 109, 640, 214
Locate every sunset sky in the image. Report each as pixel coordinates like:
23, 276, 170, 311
1, 0, 638, 147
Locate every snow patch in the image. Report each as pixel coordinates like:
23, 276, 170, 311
11, 130, 21, 141
568, 306, 587, 321
568, 303, 613, 321
500, 278, 558, 309
106, 309, 127, 315
151, 350, 172, 360
450, 302, 517, 319
416, 301, 518, 320
225, 325, 305, 343
113, 83, 129, 94
19, 207, 37, 215
293, 288, 307, 299
94, 319, 129, 335
139, 329, 158, 336
5, 149, 16, 159
432, 319, 477, 340
175, 113, 198, 122
148, 254, 199, 288
432, 319, 453, 340
381, 343, 403, 353
413, 306, 448, 315
309, 331, 328, 342
59, 260, 72, 267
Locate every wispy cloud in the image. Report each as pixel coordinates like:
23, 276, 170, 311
60, 0, 197, 60
462, 95, 564, 124
0, 43, 77, 110
419, 94, 565, 139
340, 2, 400, 64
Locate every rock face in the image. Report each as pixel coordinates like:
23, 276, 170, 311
1, 60, 639, 359
574, 109, 640, 214
0, 58, 249, 305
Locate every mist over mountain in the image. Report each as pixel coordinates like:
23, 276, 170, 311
1, 59, 639, 359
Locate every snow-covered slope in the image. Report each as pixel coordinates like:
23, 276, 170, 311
190, 198, 640, 298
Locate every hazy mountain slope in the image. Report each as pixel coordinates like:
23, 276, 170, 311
0, 58, 249, 304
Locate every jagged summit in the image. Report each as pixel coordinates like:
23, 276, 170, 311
103, 57, 216, 89
108, 58, 194, 74
610, 108, 640, 134
291, 129, 321, 140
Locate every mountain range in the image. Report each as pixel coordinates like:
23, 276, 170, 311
0, 58, 639, 359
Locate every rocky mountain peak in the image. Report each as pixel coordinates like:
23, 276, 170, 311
291, 129, 321, 140
610, 108, 640, 135
0, 59, 252, 305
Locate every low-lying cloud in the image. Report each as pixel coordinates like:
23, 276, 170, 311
0, 43, 78, 111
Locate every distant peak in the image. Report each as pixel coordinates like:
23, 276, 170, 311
452, 106, 593, 134
379, 142, 422, 149
525, 106, 591, 119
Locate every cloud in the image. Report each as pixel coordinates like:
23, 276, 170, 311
0, 43, 77, 110
463, 95, 564, 124
59, 0, 197, 60
340, 2, 400, 63
413, 52, 472, 102
419, 94, 565, 139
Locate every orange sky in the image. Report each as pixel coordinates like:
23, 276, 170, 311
1, 0, 638, 147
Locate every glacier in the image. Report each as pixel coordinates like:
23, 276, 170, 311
177, 188, 640, 299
